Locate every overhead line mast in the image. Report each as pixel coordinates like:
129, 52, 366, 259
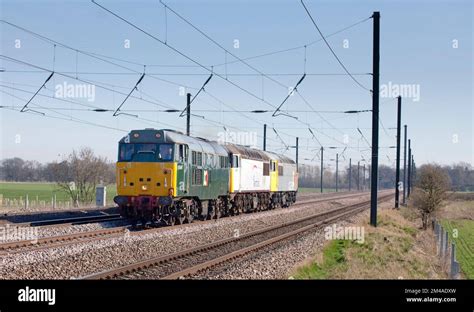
370, 12, 380, 227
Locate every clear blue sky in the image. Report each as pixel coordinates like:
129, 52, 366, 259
0, 0, 472, 168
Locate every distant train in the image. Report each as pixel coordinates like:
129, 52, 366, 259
113, 129, 298, 226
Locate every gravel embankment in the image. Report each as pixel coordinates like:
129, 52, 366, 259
0, 192, 378, 279
189, 200, 395, 279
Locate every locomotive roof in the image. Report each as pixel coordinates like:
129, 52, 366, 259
263, 151, 296, 165
223, 143, 271, 161
222, 144, 295, 164
119, 129, 228, 156
120, 129, 295, 164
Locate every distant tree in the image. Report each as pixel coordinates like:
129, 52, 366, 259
53, 147, 109, 207
296, 162, 398, 190
104, 162, 116, 184
23, 160, 43, 181
298, 164, 319, 188
0, 157, 25, 181
41, 162, 59, 182
378, 165, 396, 189
1, 158, 42, 181
443, 162, 474, 191
346, 165, 359, 190
412, 164, 451, 229
323, 168, 335, 189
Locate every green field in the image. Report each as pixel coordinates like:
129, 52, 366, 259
0, 182, 117, 203
441, 219, 474, 279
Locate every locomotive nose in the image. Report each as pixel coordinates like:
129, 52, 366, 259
116, 162, 176, 197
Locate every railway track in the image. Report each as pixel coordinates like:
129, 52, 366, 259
80, 193, 392, 280
2, 212, 123, 229
0, 191, 383, 255
293, 191, 372, 206
0, 205, 118, 217
0, 227, 128, 255
2, 191, 360, 228
0, 207, 120, 227
27, 213, 122, 227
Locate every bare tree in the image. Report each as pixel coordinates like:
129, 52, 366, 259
444, 162, 473, 191
378, 165, 396, 189
1, 157, 26, 181
53, 147, 109, 207
412, 164, 451, 229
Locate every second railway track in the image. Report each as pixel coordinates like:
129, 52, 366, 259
81, 193, 392, 280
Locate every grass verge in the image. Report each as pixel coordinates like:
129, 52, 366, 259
292, 207, 444, 279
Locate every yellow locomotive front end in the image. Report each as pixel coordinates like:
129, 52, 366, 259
113, 129, 178, 225
116, 162, 177, 198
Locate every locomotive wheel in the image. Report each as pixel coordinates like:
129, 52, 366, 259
186, 213, 194, 224
186, 200, 198, 223
176, 213, 185, 225
174, 203, 185, 225
168, 215, 176, 226
215, 206, 221, 219
209, 206, 221, 220
207, 200, 217, 220
164, 205, 177, 226
223, 203, 230, 217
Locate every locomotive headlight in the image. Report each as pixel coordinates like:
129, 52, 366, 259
141, 184, 148, 191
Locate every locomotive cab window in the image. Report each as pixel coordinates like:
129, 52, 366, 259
158, 144, 174, 161
177, 144, 187, 163
231, 155, 240, 168
271, 161, 276, 172
263, 163, 270, 176
118, 143, 174, 162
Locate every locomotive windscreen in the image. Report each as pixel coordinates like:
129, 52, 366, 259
118, 143, 174, 162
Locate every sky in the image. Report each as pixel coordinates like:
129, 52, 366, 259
0, 0, 472, 169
